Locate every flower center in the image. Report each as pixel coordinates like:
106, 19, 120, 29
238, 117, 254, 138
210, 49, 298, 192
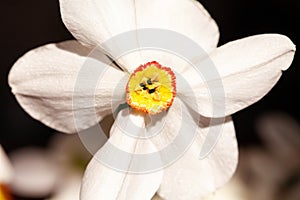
126, 61, 176, 114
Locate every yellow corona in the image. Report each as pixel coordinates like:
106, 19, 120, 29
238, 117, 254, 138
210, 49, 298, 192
126, 61, 176, 114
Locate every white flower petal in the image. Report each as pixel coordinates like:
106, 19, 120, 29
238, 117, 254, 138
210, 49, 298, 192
80, 110, 163, 200
59, 0, 218, 50
8, 40, 124, 133
145, 97, 237, 199
180, 34, 295, 117
116, 49, 193, 73
157, 115, 238, 200
59, 0, 219, 72
135, 0, 219, 53
149, 98, 199, 153
59, 0, 136, 48
0, 145, 13, 184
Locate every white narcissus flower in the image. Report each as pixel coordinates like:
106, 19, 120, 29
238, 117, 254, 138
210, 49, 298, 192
8, 0, 295, 200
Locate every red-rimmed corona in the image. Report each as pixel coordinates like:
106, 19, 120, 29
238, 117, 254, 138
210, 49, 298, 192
126, 61, 176, 114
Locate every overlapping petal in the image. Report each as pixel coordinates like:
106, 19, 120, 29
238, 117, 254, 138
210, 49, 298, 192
145, 97, 237, 199
80, 110, 163, 200
156, 115, 238, 199
8, 41, 124, 133
179, 34, 295, 117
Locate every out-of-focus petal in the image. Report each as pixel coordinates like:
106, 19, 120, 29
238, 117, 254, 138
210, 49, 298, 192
256, 112, 300, 170
0, 145, 13, 184
59, 0, 219, 72
8, 40, 125, 133
80, 110, 163, 200
180, 34, 295, 117
157, 116, 238, 200
47, 172, 82, 200
10, 148, 59, 198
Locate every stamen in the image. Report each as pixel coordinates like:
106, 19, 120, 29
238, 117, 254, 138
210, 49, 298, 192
148, 88, 156, 94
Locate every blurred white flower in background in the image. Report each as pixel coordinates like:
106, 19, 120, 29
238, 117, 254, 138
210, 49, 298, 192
255, 112, 300, 200
203, 112, 300, 200
46, 133, 91, 200
0, 145, 13, 200
9, 147, 59, 198
8, 133, 91, 200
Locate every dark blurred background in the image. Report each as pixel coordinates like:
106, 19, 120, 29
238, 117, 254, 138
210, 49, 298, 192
0, 0, 299, 199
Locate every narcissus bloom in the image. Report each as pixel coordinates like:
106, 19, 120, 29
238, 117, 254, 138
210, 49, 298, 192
8, 0, 295, 199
